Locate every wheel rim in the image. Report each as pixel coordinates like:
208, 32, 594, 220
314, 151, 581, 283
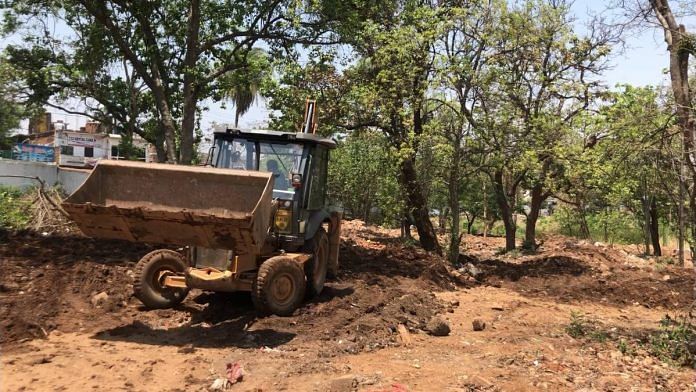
152, 266, 183, 297
270, 272, 295, 306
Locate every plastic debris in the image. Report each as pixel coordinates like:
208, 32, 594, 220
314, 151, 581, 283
209, 362, 244, 390
226, 362, 244, 385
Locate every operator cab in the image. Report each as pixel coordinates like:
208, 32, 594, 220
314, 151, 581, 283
210, 129, 336, 241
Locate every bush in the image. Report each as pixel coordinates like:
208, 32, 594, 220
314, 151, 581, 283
649, 314, 695, 367
548, 206, 645, 244
565, 311, 608, 342
0, 186, 31, 229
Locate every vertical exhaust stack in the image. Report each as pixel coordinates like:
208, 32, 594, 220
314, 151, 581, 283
302, 99, 317, 134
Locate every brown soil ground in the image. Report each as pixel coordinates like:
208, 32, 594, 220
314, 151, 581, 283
1, 221, 694, 391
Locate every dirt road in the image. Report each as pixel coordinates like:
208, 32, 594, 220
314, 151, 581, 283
1, 222, 693, 391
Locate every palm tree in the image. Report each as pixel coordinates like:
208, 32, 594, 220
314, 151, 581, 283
221, 48, 271, 128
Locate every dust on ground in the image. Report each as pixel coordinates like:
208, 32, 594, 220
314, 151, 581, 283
1, 221, 694, 391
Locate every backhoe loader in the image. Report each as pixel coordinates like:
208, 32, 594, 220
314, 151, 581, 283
63, 128, 341, 316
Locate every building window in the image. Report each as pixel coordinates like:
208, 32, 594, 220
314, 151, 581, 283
84, 147, 94, 158
61, 145, 74, 155
111, 146, 119, 158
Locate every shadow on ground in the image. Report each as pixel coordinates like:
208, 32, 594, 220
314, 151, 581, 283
471, 255, 590, 281
93, 291, 293, 348
92, 284, 357, 349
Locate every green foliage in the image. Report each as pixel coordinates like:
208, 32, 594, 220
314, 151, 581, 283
617, 339, 635, 356
649, 314, 695, 367
218, 48, 272, 127
0, 186, 31, 230
549, 206, 645, 244
565, 312, 609, 342
328, 131, 403, 226
3, 0, 340, 162
263, 50, 348, 136
0, 56, 27, 146
566, 311, 590, 338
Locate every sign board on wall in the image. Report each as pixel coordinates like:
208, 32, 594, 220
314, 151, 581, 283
13, 144, 55, 162
65, 133, 99, 147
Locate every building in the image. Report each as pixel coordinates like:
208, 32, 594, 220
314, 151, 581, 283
56, 129, 150, 168
13, 113, 151, 168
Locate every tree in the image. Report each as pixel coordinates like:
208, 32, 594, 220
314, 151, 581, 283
327, 130, 403, 225
485, 0, 611, 250
646, 0, 696, 265
219, 48, 271, 128
431, 0, 499, 261
559, 85, 676, 253
265, 3, 444, 253
338, 4, 443, 253
0, 57, 26, 146
263, 50, 350, 136
5, 0, 337, 163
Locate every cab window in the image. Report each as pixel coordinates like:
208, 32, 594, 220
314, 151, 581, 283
307, 147, 328, 210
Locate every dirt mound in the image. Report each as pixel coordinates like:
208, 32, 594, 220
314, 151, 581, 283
339, 220, 466, 290
461, 237, 694, 310
277, 283, 446, 355
472, 255, 589, 281
1, 222, 453, 354
0, 231, 155, 344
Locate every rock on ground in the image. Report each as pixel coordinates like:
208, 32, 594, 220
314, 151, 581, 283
426, 316, 451, 336
472, 318, 486, 331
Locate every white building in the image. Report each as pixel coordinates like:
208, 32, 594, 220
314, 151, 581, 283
56, 129, 150, 168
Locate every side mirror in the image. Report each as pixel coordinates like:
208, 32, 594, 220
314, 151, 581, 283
203, 145, 216, 167
291, 173, 302, 188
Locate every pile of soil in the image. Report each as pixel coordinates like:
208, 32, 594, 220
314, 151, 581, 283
339, 220, 467, 290
0, 230, 155, 344
461, 235, 695, 310
1, 221, 456, 355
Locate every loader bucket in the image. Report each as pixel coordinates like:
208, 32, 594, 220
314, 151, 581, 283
62, 160, 274, 255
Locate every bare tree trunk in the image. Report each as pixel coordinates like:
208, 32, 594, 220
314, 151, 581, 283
154, 132, 166, 163
524, 184, 544, 249
401, 211, 413, 240
649, 197, 662, 256
641, 195, 652, 255
578, 203, 590, 240
467, 215, 476, 234
398, 157, 441, 254
482, 181, 488, 238
492, 169, 516, 251
179, 0, 201, 165
650, 0, 696, 266
448, 152, 461, 263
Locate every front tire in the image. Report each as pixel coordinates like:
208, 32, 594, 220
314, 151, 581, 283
303, 227, 329, 297
252, 256, 306, 316
133, 249, 189, 309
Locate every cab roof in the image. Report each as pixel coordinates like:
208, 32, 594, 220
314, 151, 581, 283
215, 128, 337, 149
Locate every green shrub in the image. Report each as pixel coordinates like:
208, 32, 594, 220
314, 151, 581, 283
566, 311, 591, 338
649, 314, 695, 367
0, 186, 31, 229
565, 312, 608, 342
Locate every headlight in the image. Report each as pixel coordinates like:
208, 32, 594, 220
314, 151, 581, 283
274, 208, 292, 232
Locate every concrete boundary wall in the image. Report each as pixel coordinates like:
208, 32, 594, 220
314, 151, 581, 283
0, 159, 89, 195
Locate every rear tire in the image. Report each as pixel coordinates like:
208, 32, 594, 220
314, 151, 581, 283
252, 256, 306, 316
303, 227, 329, 297
133, 249, 189, 309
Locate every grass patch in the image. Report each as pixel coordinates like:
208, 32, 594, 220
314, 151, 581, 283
566, 311, 696, 368
0, 186, 31, 230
